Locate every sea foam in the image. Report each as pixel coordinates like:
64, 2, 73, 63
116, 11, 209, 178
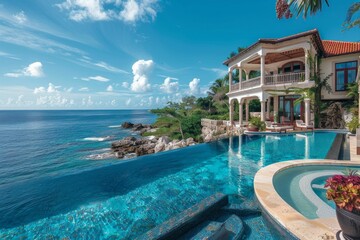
108, 125, 122, 128
83, 136, 113, 142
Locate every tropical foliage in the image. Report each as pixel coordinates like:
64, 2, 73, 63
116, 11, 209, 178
325, 170, 360, 214
276, 0, 360, 29
248, 117, 266, 131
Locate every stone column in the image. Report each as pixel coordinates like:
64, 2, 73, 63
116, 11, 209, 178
266, 97, 271, 119
304, 98, 311, 125
304, 50, 310, 82
260, 100, 266, 121
238, 68, 242, 90
245, 100, 249, 123
229, 100, 234, 124
239, 101, 243, 126
260, 54, 265, 86
273, 96, 279, 123
229, 70, 233, 91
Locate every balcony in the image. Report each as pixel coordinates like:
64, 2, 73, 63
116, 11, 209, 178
229, 71, 306, 92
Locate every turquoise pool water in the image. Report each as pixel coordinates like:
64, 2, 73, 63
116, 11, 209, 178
0, 132, 337, 239
273, 165, 360, 219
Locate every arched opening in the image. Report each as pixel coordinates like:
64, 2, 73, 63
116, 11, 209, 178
279, 61, 305, 74
229, 98, 240, 121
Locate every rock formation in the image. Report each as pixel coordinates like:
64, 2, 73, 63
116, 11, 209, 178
110, 122, 198, 159
111, 136, 197, 159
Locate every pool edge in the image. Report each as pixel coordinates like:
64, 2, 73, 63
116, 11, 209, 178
254, 160, 360, 240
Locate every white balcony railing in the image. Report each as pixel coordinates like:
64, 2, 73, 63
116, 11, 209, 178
229, 71, 306, 92
242, 77, 260, 89
265, 71, 305, 85
230, 83, 239, 92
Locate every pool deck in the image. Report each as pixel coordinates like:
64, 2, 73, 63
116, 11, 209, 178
254, 160, 360, 240
349, 135, 360, 162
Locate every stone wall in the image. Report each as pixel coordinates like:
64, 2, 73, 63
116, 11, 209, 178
201, 119, 241, 142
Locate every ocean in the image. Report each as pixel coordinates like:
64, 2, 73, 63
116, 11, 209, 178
0, 110, 157, 187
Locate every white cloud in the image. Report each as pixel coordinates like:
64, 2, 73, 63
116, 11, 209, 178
34, 83, 61, 94
106, 85, 113, 92
130, 59, 153, 92
33, 86, 46, 94
57, 0, 158, 23
94, 61, 129, 73
81, 75, 109, 82
160, 77, 179, 93
122, 82, 129, 88
24, 62, 44, 77
79, 57, 129, 74
4, 61, 44, 78
13, 11, 27, 24
56, 0, 109, 22
47, 83, 60, 93
65, 87, 73, 92
79, 87, 89, 92
126, 98, 131, 106
189, 78, 200, 95
4, 72, 22, 78
120, 0, 157, 23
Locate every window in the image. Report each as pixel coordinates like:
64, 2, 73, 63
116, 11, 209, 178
280, 61, 304, 74
335, 61, 358, 91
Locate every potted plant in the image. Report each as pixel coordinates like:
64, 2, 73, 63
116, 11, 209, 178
247, 117, 266, 132
325, 170, 360, 239
274, 112, 279, 124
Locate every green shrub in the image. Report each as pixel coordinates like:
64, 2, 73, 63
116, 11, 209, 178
249, 117, 266, 131
347, 116, 360, 134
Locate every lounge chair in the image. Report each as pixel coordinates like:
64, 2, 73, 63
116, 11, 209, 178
265, 121, 276, 131
295, 120, 314, 130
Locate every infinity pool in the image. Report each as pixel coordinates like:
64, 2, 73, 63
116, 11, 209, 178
0, 132, 338, 239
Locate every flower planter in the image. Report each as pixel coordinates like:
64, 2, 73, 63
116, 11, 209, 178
336, 207, 360, 240
247, 126, 259, 132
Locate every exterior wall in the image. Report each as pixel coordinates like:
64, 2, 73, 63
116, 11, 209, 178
321, 53, 360, 100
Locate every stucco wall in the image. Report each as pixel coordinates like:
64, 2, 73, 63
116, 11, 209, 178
320, 53, 360, 100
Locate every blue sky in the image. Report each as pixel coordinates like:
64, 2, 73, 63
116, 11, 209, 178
0, 0, 358, 109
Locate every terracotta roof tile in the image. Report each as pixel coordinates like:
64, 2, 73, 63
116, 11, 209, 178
322, 40, 360, 57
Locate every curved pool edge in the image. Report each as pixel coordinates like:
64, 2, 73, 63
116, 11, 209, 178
254, 160, 360, 240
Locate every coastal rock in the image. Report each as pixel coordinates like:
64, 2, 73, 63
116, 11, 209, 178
154, 142, 165, 153
111, 139, 134, 148
204, 134, 213, 142
158, 136, 171, 144
122, 122, 134, 129
124, 136, 137, 141
132, 124, 144, 131
135, 143, 156, 156
186, 138, 195, 145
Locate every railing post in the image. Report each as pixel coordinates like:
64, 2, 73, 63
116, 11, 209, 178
229, 69, 232, 91
260, 54, 265, 86
239, 68, 242, 90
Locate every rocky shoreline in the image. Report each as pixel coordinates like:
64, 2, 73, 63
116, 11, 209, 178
88, 120, 237, 161
110, 122, 197, 160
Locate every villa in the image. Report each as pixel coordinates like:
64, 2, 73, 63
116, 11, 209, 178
224, 29, 360, 127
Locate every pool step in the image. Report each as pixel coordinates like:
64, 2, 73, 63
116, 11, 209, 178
183, 214, 244, 240
136, 193, 229, 240
222, 204, 262, 217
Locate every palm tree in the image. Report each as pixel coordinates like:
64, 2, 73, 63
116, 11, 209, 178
344, 2, 360, 29
207, 78, 229, 103
276, 0, 360, 29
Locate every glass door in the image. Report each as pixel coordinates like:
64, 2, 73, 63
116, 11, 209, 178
279, 95, 304, 124
283, 99, 292, 123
